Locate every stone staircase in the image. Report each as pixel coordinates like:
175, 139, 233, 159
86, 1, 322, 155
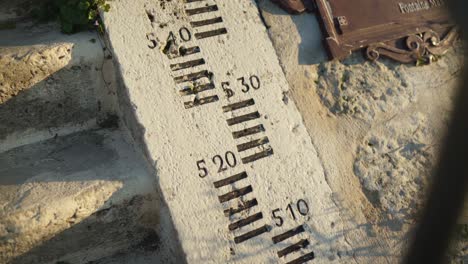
0, 15, 180, 264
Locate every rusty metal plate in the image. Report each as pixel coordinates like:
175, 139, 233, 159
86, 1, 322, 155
315, 0, 458, 63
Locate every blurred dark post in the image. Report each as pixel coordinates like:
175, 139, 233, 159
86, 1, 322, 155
403, 0, 468, 263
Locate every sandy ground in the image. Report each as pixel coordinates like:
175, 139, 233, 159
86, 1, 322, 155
258, 0, 466, 262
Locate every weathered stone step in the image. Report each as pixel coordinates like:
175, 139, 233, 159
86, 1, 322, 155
0, 22, 118, 152
0, 128, 178, 264
0, 20, 179, 264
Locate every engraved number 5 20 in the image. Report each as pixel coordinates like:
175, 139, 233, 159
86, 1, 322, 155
196, 151, 237, 178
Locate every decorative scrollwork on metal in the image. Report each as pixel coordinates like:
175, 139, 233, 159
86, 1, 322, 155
366, 27, 458, 64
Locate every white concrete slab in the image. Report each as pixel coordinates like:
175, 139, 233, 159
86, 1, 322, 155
103, 0, 351, 263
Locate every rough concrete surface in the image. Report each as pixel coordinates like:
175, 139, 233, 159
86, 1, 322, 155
258, 0, 466, 263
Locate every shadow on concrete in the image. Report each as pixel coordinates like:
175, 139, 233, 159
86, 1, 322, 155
257, 0, 328, 65
0, 131, 117, 185
0, 43, 187, 264
10, 194, 162, 264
